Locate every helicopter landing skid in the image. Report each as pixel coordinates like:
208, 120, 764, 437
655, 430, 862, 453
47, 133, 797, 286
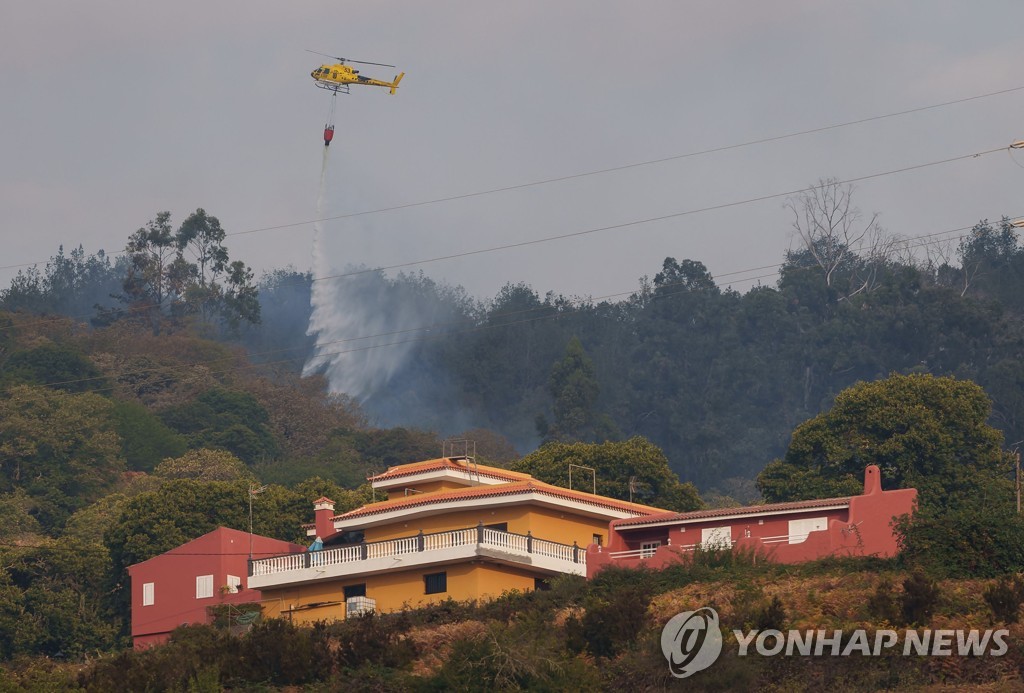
314, 81, 350, 94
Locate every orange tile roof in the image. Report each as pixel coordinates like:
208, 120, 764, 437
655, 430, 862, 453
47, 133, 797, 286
369, 457, 533, 484
611, 495, 853, 528
336, 479, 666, 521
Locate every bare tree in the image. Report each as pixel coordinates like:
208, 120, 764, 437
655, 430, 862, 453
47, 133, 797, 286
785, 178, 892, 297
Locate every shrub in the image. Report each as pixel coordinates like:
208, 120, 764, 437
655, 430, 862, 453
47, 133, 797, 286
983, 575, 1024, 624
232, 618, 330, 686
866, 579, 901, 624
756, 595, 787, 631
331, 612, 417, 670
580, 584, 651, 658
895, 491, 1024, 579
900, 572, 939, 626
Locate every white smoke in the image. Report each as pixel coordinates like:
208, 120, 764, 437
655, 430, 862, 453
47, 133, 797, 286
303, 143, 429, 402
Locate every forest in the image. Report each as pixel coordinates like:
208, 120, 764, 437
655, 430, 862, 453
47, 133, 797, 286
7, 195, 1024, 497
3, 192, 1024, 686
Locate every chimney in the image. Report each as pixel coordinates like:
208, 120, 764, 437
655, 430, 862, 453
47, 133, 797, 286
313, 497, 335, 539
862, 465, 882, 495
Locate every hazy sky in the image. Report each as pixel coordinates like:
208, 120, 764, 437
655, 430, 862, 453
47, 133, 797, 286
4, 1, 1024, 302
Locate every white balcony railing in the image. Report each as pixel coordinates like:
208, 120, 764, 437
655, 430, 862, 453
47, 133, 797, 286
607, 531, 825, 562
249, 523, 586, 585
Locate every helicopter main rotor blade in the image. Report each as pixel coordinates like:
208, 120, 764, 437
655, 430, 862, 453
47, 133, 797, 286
306, 49, 343, 61
305, 50, 395, 68
346, 59, 396, 68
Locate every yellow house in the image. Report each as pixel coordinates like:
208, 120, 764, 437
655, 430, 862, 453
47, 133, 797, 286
249, 456, 666, 623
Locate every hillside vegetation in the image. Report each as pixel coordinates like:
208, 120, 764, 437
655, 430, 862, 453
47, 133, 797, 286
8, 557, 1024, 691
3, 200, 1024, 686
6, 204, 1024, 497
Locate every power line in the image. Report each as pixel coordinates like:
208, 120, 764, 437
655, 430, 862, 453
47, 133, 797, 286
2, 83, 1022, 274
1, 140, 1009, 340
224, 84, 1024, 237
303, 146, 1010, 284
0, 216, 1004, 396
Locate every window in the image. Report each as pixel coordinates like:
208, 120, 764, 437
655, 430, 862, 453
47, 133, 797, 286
592, 533, 604, 547
196, 574, 214, 599
225, 575, 242, 594
700, 526, 732, 549
788, 517, 828, 544
534, 578, 551, 591
142, 582, 155, 606
640, 541, 661, 558
484, 523, 508, 532
344, 583, 366, 600
424, 572, 447, 595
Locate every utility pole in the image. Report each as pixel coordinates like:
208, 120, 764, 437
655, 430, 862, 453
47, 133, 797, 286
1009, 441, 1024, 515
1011, 448, 1019, 513
248, 483, 268, 559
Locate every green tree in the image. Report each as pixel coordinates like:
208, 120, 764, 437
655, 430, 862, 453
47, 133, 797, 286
0, 490, 43, 543
154, 449, 254, 482
159, 387, 280, 464
540, 336, 612, 443
757, 373, 1010, 510
0, 385, 125, 530
0, 537, 121, 659
121, 211, 183, 335
2, 341, 105, 393
110, 399, 188, 471
511, 437, 703, 511
117, 210, 260, 335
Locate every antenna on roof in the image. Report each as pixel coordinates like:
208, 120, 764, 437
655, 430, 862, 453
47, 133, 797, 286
366, 469, 378, 502
443, 438, 479, 483
569, 464, 596, 495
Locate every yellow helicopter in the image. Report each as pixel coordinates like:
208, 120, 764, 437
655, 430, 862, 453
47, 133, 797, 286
308, 50, 404, 95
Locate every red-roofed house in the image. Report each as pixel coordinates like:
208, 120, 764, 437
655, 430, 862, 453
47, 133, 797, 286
248, 456, 667, 623
586, 465, 916, 577
127, 527, 305, 649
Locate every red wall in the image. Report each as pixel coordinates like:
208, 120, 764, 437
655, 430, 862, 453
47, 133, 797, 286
128, 527, 304, 649
588, 466, 916, 577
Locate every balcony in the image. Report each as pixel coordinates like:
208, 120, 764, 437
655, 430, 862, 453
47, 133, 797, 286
248, 523, 586, 589
603, 531, 828, 566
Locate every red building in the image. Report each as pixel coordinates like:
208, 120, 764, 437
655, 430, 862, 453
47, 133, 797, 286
127, 527, 305, 649
586, 465, 916, 578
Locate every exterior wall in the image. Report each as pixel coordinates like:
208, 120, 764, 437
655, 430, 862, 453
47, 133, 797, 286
261, 560, 539, 625
361, 503, 608, 546
363, 506, 531, 541
128, 528, 303, 649
385, 479, 471, 500
517, 505, 610, 547
587, 466, 916, 578
257, 500, 607, 625
615, 507, 851, 553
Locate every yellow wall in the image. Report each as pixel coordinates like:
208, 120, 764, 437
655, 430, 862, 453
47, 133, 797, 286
519, 505, 609, 547
260, 560, 540, 626
362, 503, 609, 547
384, 479, 469, 500
258, 496, 620, 625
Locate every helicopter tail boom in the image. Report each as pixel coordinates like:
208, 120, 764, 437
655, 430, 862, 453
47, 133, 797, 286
389, 72, 405, 95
